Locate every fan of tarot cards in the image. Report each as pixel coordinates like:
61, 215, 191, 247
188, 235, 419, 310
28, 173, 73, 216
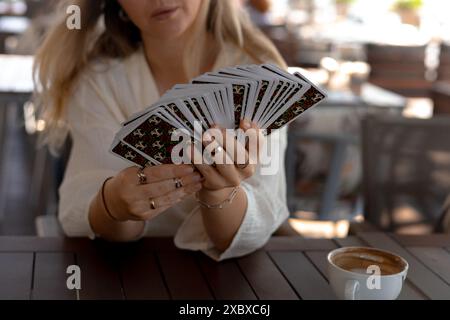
110, 64, 327, 167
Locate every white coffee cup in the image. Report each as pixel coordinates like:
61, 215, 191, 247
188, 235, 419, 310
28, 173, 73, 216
327, 247, 409, 300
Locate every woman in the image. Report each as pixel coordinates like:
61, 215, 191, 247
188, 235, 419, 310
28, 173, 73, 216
34, 0, 289, 260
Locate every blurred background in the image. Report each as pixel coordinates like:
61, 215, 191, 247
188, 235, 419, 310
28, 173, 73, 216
1, 0, 450, 238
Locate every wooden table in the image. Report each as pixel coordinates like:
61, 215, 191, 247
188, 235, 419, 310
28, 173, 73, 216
0, 232, 449, 300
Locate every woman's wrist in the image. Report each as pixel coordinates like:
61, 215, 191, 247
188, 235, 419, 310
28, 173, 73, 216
198, 186, 235, 200
89, 180, 145, 241
101, 177, 122, 222
91, 177, 125, 225
197, 186, 240, 209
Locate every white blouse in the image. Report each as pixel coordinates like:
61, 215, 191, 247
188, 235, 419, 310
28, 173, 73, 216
58, 43, 289, 261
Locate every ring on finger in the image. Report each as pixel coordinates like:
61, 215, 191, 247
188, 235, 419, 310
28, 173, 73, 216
149, 198, 157, 210
137, 168, 147, 185
237, 163, 249, 170
236, 158, 250, 170
174, 177, 183, 189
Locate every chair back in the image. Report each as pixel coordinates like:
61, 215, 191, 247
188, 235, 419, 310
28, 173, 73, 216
437, 43, 450, 82
366, 44, 430, 97
362, 115, 450, 233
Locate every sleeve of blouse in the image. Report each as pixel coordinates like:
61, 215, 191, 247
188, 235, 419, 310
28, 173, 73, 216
174, 127, 290, 261
58, 72, 127, 238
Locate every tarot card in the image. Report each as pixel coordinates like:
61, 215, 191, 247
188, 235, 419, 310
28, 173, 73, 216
119, 110, 190, 165
110, 136, 159, 168
193, 74, 252, 128
265, 71, 327, 130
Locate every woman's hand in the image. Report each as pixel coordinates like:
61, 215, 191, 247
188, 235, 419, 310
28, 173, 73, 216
104, 164, 202, 222
192, 120, 264, 192
188, 120, 265, 252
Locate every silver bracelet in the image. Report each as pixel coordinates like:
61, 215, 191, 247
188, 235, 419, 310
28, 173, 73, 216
195, 187, 240, 209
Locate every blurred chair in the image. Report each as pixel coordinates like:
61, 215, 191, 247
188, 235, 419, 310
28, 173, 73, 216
24, 0, 57, 19
259, 25, 333, 68
296, 39, 333, 68
437, 42, 450, 82
14, 0, 57, 55
362, 115, 450, 234
366, 44, 431, 98
260, 25, 300, 67
432, 43, 450, 115
431, 81, 450, 115
435, 195, 450, 233
285, 115, 361, 221
32, 136, 71, 237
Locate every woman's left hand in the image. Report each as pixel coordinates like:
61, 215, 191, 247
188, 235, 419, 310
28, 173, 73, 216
191, 120, 265, 191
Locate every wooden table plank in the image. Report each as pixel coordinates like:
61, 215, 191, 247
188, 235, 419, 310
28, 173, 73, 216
305, 251, 329, 280
334, 236, 365, 247
0, 253, 33, 300
269, 251, 336, 300
76, 249, 124, 300
237, 251, 298, 300
32, 252, 77, 300
120, 249, 169, 300
0, 237, 90, 252
358, 232, 450, 300
396, 281, 427, 300
407, 247, 450, 285
392, 235, 450, 247
264, 237, 337, 251
197, 254, 257, 300
0, 237, 179, 252
157, 251, 213, 300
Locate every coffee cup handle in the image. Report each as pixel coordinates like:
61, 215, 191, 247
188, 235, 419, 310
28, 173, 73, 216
345, 280, 359, 300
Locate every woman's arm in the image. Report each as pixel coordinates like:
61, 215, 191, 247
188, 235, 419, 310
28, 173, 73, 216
59, 71, 202, 240
191, 121, 288, 254
175, 125, 289, 260
198, 187, 248, 252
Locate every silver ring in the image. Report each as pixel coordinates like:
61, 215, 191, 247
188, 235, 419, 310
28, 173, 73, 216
137, 168, 147, 185
237, 160, 250, 170
149, 199, 157, 210
174, 177, 183, 189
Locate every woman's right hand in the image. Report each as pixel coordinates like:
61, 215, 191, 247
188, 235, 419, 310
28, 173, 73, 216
103, 164, 202, 222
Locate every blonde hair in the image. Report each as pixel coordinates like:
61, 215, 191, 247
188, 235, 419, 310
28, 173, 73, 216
34, 0, 286, 150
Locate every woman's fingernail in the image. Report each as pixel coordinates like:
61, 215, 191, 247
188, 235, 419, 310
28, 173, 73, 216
192, 173, 202, 182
